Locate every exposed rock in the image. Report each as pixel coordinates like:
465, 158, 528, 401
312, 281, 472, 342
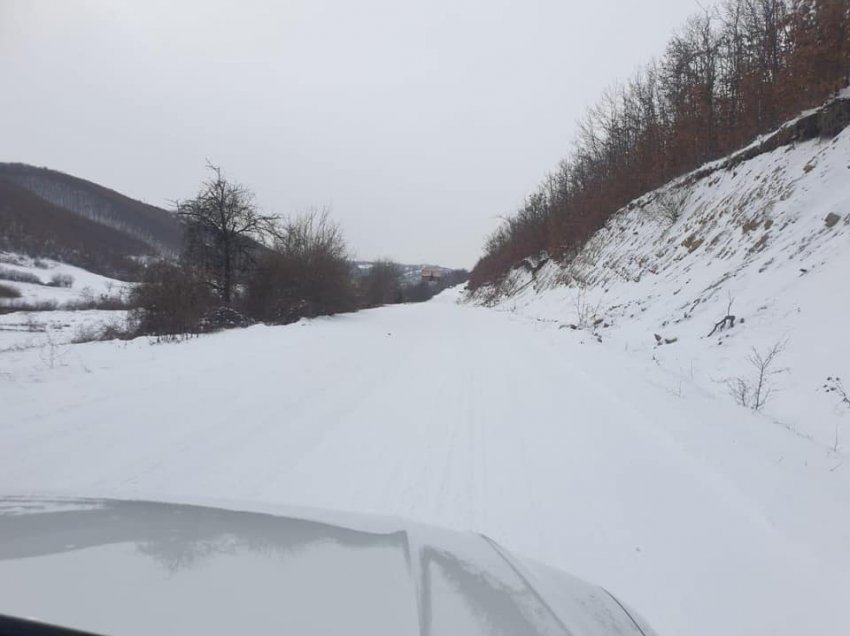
825, 213, 841, 228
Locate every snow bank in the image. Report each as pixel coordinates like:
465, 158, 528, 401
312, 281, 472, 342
471, 113, 850, 450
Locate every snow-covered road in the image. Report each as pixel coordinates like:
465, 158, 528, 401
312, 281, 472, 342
2, 293, 849, 636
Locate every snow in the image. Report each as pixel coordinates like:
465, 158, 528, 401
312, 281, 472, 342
0, 253, 130, 353
0, 309, 129, 352
2, 292, 850, 636
0, 253, 130, 307
2, 104, 850, 634
471, 119, 850, 452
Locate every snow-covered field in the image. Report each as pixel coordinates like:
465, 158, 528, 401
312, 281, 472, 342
0, 253, 130, 307
0, 253, 130, 352
2, 290, 849, 636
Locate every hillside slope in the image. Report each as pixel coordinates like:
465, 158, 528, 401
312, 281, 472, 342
0, 178, 155, 278
470, 99, 850, 450
0, 163, 181, 254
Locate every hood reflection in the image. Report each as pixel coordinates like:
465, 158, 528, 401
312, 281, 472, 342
0, 497, 644, 636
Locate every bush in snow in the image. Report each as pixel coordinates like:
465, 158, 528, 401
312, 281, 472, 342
652, 188, 689, 225
358, 260, 403, 308
0, 267, 42, 285
48, 273, 74, 288
71, 322, 131, 344
725, 341, 787, 412
402, 281, 436, 304
243, 209, 357, 323
0, 283, 21, 299
129, 262, 214, 338
198, 307, 253, 332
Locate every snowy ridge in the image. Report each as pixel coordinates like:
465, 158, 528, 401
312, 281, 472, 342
470, 107, 850, 450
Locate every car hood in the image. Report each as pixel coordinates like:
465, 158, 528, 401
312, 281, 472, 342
0, 497, 654, 635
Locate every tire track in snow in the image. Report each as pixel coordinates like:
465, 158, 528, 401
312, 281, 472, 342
2, 297, 850, 636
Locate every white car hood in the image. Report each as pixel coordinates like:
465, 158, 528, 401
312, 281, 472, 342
0, 497, 654, 635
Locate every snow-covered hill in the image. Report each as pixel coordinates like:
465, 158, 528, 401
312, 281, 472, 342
470, 100, 850, 451
0, 252, 131, 305
0, 253, 130, 351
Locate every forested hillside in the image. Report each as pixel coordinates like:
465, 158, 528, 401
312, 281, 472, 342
0, 163, 181, 254
470, 0, 850, 288
0, 178, 155, 279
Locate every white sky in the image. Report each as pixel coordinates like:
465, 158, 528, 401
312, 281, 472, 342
1, 0, 700, 268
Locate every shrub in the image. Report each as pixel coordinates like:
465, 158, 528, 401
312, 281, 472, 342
71, 322, 132, 344
243, 209, 357, 323
63, 296, 131, 311
359, 260, 403, 308
0, 300, 58, 314
48, 273, 74, 288
0, 283, 21, 299
0, 297, 129, 314
653, 188, 689, 225
726, 341, 788, 411
0, 267, 42, 285
402, 281, 436, 303
128, 262, 214, 337
198, 307, 253, 332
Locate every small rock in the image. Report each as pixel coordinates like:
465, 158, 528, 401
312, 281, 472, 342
654, 334, 662, 343
825, 212, 841, 228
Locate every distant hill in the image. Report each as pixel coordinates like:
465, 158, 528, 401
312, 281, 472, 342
0, 163, 181, 254
352, 261, 462, 285
0, 163, 182, 278
0, 178, 158, 279
0, 163, 466, 284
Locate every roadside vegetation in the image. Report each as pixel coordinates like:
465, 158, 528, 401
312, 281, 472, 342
124, 164, 467, 340
1, 166, 467, 344
469, 0, 850, 289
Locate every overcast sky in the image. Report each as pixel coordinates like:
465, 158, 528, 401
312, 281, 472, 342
1, 0, 700, 268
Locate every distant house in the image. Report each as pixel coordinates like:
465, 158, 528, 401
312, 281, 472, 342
421, 267, 444, 283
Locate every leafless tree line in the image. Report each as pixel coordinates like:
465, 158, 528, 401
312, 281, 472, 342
469, 0, 850, 289
131, 165, 468, 338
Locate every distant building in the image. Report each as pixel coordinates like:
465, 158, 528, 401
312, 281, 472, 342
421, 267, 444, 283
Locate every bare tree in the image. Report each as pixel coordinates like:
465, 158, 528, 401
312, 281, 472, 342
244, 208, 356, 323
177, 163, 279, 305
468, 0, 850, 291
360, 260, 403, 308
